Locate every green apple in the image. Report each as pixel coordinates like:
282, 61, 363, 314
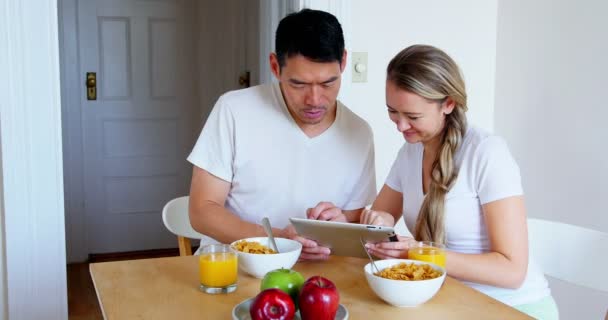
260, 268, 305, 309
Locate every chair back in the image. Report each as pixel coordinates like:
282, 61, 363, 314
162, 196, 205, 256
528, 218, 608, 292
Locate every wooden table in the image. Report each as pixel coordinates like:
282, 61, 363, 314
90, 255, 532, 319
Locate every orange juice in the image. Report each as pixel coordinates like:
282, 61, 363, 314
199, 252, 238, 287
408, 246, 446, 268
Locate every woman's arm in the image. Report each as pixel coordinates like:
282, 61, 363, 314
361, 184, 414, 258
367, 195, 529, 289
446, 195, 529, 289
359, 184, 403, 226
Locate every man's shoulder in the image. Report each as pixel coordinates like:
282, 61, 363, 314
217, 83, 275, 110
337, 102, 373, 135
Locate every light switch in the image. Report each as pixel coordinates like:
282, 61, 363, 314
352, 52, 368, 83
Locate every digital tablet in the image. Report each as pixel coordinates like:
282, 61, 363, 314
289, 217, 397, 258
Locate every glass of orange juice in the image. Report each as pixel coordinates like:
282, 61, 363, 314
408, 241, 446, 268
199, 244, 238, 294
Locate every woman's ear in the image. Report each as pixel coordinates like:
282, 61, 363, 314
442, 97, 456, 115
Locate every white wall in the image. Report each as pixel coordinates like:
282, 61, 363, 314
344, 0, 498, 234
495, 1, 608, 319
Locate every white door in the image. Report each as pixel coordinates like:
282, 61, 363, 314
78, 0, 199, 253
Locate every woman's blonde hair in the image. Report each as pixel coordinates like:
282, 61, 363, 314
387, 44, 468, 244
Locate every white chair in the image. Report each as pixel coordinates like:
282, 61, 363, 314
162, 196, 205, 256
528, 218, 608, 318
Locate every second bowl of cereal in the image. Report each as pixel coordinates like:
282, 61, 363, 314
364, 259, 446, 307
231, 237, 302, 278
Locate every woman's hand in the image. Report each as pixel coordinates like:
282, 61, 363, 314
360, 209, 395, 227
365, 235, 414, 259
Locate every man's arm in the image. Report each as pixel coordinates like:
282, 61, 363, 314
188, 166, 278, 243
190, 166, 331, 259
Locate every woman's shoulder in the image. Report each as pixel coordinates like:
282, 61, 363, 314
394, 141, 423, 161
462, 126, 510, 154
463, 126, 491, 145
460, 127, 523, 202
461, 127, 512, 162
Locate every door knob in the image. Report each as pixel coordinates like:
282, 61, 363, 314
86, 72, 97, 100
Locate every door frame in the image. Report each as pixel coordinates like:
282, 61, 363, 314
60, 0, 88, 263
1, 0, 68, 319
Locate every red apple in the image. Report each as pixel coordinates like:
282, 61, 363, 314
298, 276, 339, 320
250, 288, 295, 320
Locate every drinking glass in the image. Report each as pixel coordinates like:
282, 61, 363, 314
199, 244, 238, 294
407, 241, 446, 268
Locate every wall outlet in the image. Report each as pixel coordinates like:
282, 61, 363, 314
352, 52, 368, 83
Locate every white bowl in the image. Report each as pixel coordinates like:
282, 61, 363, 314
231, 237, 302, 279
364, 259, 446, 307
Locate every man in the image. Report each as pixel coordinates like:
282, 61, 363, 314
188, 9, 376, 260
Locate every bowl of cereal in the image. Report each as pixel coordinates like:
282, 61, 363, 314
231, 237, 302, 278
364, 259, 446, 307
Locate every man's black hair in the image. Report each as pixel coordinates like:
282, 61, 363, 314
275, 9, 344, 68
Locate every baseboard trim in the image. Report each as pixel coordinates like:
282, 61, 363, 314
87, 247, 198, 263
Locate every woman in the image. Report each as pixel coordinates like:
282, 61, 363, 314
310, 44, 558, 319
366, 45, 557, 318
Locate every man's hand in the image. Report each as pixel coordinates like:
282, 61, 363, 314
280, 224, 331, 260
360, 208, 395, 227
306, 202, 347, 222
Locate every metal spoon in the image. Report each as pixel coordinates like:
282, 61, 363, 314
360, 237, 380, 273
261, 217, 280, 253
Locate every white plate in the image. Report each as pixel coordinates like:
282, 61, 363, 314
232, 297, 348, 320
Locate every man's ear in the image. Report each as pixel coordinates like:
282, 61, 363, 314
443, 97, 456, 115
269, 53, 281, 79
340, 50, 348, 73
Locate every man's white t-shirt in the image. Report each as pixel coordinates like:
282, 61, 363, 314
385, 126, 550, 306
188, 83, 376, 247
